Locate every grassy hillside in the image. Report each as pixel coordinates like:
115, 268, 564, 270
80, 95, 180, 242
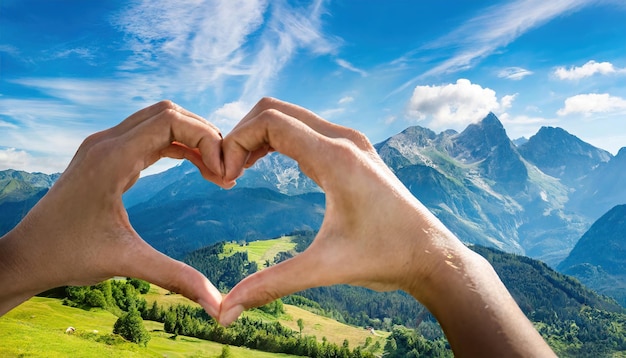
0, 297, 298, 358
145, 284, 388, 349
222, 236, 297, 267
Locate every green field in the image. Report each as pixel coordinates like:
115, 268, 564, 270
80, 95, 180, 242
0, 291, 386, 357
0, 297, 298, 358
0, 237, 388, 357
145, 285, 388, 349
222, 236, 298, 268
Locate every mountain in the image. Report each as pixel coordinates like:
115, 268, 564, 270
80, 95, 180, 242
375, 114, 588, 264
126, 164, 325, 258
449, 113, 528, 191
122, 113, 621, 265
518, 126, 612, 187
0, 169, 59, 236
123, 153, 321, 209
558, 204, 626, 305
570, 148, 626, 219
4, 113, 624, 268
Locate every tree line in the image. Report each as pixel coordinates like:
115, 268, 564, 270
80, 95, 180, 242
143, 299, 379, 357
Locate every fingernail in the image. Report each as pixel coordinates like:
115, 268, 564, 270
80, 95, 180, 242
219, 304, 244, 326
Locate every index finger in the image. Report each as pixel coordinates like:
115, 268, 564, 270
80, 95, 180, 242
222, 108, 328, 184
108, 102, 231, 189
222, 99, 371, 183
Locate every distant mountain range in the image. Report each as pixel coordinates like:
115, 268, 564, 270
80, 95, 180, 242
558, 204, 626, 306
0, 170, 59, 235
2, 113, 625, 267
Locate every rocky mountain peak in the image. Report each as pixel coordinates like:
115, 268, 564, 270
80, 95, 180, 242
519, 126, 612, 186
448, 113, 528, 189
450, 112, 511, 161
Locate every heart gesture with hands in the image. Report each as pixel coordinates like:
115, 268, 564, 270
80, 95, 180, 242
0, 98, 555, 357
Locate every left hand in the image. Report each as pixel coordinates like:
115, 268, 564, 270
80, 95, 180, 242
0, 101, 230, 317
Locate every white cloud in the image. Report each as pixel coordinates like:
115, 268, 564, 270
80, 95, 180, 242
0, 147, 68, 173
0, 119, 17, 129
210, 100, 251, 129
338, 96, 354, 105
9, 78, 163, 110
557, 93, 626, 116
336, 59, 367, 77
0, 148, 32, 170
498, 67, 533, 80
554, 60, 625, 80
51, 47, 97, 61
389, 0, 592, 95
0, 44, 20, 57
0, 98, 94, 172
384, 115, 397, 125
406, 79, 514, 129
500, 94, 518, 111
112, 0, 338, 102
1, 1, 339, 174
317, 95, 356, 119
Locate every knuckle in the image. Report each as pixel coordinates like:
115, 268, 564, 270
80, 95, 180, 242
155, 99, 177, 111
256, 96, 280, 111
256, 108, 286, 127
344, 128, 373, 149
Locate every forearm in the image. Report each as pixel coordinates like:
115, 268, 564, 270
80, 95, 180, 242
0, 205, 74, 316
0, 225, 46, 316
407, 221, 555, 357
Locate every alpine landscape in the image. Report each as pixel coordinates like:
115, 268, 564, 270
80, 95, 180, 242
2, 0, 626, 357
2, 113, 626, 357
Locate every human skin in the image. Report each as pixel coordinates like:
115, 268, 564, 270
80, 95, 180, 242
0, 98, 555, 357
0, 101, 229, 318
220, 97, 556, 357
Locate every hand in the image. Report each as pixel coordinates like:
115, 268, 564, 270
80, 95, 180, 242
220, 97, 453, 315
0, 101, 230, 318
219, 97, 555, 357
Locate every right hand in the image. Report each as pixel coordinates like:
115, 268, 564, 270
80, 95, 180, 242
218, 98, 556, 357
219, 97, 456, 324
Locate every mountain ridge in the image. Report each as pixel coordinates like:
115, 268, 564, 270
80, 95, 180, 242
2, 113, 625, 267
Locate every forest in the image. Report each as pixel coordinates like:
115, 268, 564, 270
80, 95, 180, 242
182, 232, 626, 357
45, 230, 626, 357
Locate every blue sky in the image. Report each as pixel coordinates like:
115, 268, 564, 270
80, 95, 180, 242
1, 0, 625, 174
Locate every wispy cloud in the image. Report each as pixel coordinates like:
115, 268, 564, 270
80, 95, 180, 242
390, 0, 596, 96
554, 60, 626, 80
336, 59, 367, 77
318, 94, 356, 119
0, 44, 20, 57
2, 0, 339, 172
338, 96, 354, 105
9, 78, 162, 111
498, 67, 534, 80
0, 94, 125, 173
112, 0, 338, 110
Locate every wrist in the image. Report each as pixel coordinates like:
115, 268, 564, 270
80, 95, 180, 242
0, 225, 43, 315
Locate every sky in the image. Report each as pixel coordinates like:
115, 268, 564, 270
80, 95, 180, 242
1, 0, 625, 175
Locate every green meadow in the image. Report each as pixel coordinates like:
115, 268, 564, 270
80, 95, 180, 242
0, 296, 298, 357
222, 235, 297, 267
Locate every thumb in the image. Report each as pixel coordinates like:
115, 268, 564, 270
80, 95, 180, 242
219, 248, 327, 326
122, 240, 223, 319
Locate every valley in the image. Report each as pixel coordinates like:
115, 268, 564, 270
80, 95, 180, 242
2, 113, 626, 357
